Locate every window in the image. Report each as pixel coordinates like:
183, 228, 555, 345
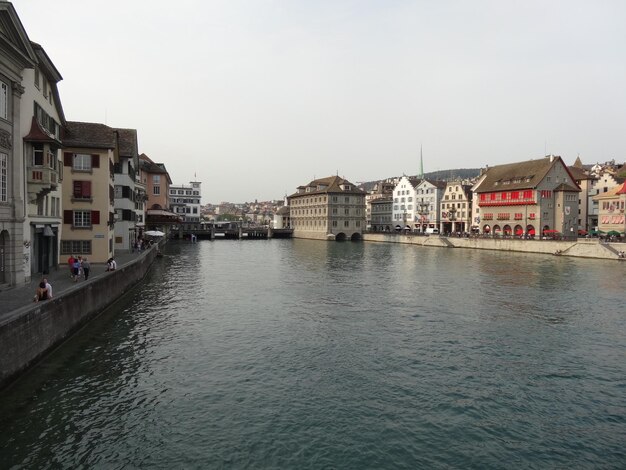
61, 240, 91, 255
74, 210, 91, 227
73, 154, 92, 171
1, 153, 7, 202
153, 175, 161, 184
153, 186, 161, 195
33, 144, 44, 166
332, 220, 337, 227
344, 221, 349, 227
73, 181, 92, 199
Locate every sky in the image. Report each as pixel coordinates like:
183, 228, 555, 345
12, 0, 626, 203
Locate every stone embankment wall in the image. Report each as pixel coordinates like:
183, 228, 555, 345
363, 233, 624, 260
0, 248, 157, 389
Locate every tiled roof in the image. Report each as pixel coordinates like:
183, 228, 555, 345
554, 183, 580, 192
290, 175, 365, 197
115, 128, 138, 158
64, 121, 116, 149
475, 157, 564, 193
23, 116, 61, 145
568, 165, 596, 181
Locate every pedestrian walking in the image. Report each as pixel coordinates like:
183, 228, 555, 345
82, 258, 91, 280
72, 257, 81, 282
67, 255, 75, 279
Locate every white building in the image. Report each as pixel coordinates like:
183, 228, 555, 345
392, 176, 420, 229
21, 42, 65, 278
415, 179, 446, 233
113, 128, 140, 251
170, 181, 202, 222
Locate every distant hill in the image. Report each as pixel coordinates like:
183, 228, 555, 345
358, 168, 481, 192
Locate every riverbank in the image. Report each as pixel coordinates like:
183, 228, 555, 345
0, 246, 159, 390
363, 233, 625, 260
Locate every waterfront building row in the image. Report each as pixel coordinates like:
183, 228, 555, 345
0, 3, 192, 287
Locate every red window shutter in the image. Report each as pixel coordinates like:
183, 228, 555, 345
73, 181, 82, 197
64, 153, 73, 166
91, 210, 100, 224
64, 210, 73, 224
91, 154, 100, 168
83, 181, 91, 197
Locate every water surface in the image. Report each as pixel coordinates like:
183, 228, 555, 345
1, 240, 624, 468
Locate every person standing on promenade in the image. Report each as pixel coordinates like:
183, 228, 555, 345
82, 258, 91, 280
67, 255, 75, 279
72, 257, 81, 282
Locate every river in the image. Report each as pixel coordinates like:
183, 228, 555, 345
0, 239, 624, 469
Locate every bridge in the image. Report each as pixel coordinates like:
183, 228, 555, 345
171, 222, 293, 240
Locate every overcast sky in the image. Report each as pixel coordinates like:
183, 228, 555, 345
14, 0, 626, 203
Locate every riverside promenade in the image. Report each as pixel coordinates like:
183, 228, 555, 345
0, 251, 142, 318
0, 248, 158, 389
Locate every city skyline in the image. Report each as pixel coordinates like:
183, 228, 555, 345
14, 0, 626, 202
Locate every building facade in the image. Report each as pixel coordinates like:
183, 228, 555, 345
415, 179, 446, 233
593, 181, 626, 236
62, 122, 116, 263
370, 196, 393, 231
392, 176, 420, 229
0, 3, 37, 286
440, 182, 472, 234
287, 176, 365, 241
113, 128, 139, 252
170, 181, 202, 223
473, 156, 581, 239
21, 42, 65, 278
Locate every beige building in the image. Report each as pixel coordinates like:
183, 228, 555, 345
592, 181, 626, 236
473, 156, 581, 239
440, 182, 472, 234
62, 122, 116, 263
287, 176, 366, 241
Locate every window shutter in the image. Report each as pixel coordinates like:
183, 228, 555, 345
83, 181, 91, 197
91, 154, 100, 168
64, 210, 73, 224
64, 153, 73, 166
91, 210, 100, 224
73, 181, 82, 197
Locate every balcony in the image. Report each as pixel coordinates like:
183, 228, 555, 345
27, 166, 59, 201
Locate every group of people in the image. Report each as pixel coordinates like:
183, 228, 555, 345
67, 255, 91, 282
133, 238, 154, 252
33, 278, 52, 302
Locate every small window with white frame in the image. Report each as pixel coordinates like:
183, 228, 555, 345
73, 154, 92, 171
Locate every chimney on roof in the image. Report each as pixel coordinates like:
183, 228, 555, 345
550, 155, 555, 162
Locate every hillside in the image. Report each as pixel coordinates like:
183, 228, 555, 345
358, 168, 481, 192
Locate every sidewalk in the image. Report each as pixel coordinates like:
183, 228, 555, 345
0, 251, 144, 318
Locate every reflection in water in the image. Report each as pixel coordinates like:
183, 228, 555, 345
0, 240, 625, 469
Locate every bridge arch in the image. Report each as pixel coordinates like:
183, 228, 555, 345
335, 232, 347, 242
350, 233, 362, 241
